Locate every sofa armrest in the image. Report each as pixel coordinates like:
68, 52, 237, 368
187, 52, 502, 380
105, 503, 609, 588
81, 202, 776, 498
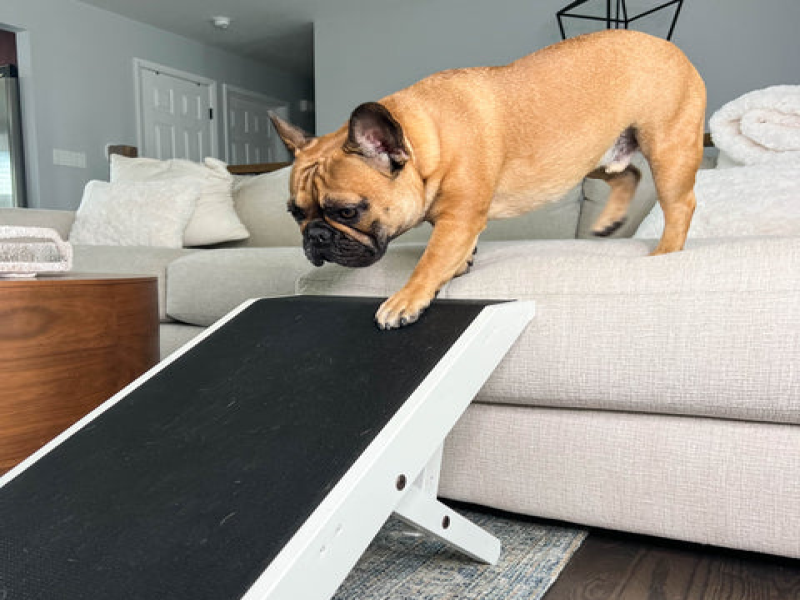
0, 208, 76, 240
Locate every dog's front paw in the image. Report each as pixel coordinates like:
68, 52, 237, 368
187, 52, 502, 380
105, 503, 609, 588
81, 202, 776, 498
375, 289, 433, 330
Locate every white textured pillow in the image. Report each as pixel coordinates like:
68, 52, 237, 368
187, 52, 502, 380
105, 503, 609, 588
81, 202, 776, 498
70, 180, 199, 248
634, 165, 800, 239
110, 155, 249, 246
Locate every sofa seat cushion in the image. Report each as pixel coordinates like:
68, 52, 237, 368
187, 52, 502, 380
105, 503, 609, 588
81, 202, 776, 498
72, 244, 197, 321
297, 236, 800, 425
166, 247, 312, 326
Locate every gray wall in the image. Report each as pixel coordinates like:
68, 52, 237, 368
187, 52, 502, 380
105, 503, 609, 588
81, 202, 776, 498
0, 0, 313, 209
314, 0, 800, 134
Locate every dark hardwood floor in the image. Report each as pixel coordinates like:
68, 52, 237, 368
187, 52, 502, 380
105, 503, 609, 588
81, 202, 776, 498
544, 530, 800, 600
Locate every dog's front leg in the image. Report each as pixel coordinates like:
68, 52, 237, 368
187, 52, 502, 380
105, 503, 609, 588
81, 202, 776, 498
375, 215, 485, 329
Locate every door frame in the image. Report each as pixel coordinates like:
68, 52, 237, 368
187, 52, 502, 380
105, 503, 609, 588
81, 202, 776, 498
133, 58, 218, 159
221, 84, 289, 164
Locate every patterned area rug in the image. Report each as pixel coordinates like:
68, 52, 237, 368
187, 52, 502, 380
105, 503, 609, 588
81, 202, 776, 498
334, 506, 587, 599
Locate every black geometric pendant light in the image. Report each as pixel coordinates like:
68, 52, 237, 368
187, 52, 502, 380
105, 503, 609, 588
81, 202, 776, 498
557, 0, 685, 40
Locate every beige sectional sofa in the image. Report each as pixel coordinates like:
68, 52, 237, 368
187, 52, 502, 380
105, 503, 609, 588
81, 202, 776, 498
2, 161, 798, 559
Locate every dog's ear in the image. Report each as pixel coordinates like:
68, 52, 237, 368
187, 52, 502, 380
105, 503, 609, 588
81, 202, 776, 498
344, 102, 410, 177
269, 112, 314, 155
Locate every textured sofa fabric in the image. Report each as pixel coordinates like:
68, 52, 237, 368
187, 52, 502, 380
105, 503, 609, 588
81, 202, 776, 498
298, 236, 800, 425
166, 247, 310, 326
440, 405, 800, 558
3, 162, 799, 559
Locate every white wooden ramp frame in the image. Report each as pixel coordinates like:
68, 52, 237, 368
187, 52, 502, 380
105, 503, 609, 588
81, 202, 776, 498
242, 300, 535, 600
0, 297, 534, 600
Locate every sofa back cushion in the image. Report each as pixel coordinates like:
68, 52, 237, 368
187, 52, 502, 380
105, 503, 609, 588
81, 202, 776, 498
395, 185, 584, 244
229, 167, 584, 247
226, 168, 301, 248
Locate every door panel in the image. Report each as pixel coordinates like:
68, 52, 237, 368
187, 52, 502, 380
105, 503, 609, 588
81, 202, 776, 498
139, 66, 215, 161
224, 86, 289, 165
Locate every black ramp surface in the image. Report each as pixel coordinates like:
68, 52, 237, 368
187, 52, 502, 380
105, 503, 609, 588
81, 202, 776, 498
0, 296, 494, 600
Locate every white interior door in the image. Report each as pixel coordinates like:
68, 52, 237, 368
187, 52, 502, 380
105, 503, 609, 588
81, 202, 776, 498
136, 61, 217, 161
223, 85, 289, 165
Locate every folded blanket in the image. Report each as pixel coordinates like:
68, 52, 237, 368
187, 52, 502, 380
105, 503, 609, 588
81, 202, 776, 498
0, 226, 73, 276
709, 85, 800, 166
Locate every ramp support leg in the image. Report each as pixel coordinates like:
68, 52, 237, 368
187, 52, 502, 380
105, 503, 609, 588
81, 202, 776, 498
392, 445, 501, 565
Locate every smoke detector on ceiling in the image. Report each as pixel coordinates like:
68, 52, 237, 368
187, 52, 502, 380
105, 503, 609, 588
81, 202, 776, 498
211, 16, 231, 30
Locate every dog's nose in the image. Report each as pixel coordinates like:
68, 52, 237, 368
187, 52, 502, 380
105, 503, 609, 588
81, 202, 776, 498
307, 222, 333, 245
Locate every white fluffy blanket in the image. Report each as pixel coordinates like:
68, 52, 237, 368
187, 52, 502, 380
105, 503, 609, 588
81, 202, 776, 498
635, 165, 800, 239
709, 85, 800, 166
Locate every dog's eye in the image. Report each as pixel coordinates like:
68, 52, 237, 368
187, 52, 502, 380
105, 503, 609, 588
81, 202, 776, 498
337, 207, 358, 220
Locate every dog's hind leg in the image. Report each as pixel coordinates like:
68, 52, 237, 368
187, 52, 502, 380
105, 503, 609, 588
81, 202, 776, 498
586, 164, 641, 237
638, 121, 704, 255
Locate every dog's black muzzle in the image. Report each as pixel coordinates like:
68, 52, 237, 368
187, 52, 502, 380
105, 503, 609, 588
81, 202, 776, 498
303, 220, 386, 268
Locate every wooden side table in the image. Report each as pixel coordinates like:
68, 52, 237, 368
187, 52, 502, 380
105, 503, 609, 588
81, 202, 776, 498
0, 274, 159, 473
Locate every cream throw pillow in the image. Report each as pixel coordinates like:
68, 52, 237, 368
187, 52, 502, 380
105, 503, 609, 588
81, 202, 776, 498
70, 179, 199, 248
110, 155, 249, 246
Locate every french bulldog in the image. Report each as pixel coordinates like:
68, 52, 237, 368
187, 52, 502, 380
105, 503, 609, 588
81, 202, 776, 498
270, 29, 706, 329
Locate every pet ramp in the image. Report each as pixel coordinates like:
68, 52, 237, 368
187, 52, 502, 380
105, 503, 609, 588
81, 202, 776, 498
0, 295, 535, 600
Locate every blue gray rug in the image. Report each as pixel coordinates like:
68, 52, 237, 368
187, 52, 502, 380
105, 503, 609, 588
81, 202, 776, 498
334, 506, 587, 599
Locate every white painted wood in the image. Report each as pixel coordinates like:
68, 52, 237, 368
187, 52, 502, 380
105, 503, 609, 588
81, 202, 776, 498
241, 300, 535, 600
134, 59, 217, 160
394, 483, 502, 564
399, 443, 502, 563
222, 84, 289, 165
414, 443, 444, 496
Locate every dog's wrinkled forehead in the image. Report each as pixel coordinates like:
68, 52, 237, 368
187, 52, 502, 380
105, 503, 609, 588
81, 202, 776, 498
288, 157, 325, 215
293, 155, 318, 193
290, 150, 373, 211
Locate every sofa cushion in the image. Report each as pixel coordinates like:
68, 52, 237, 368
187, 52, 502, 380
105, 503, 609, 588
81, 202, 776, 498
297, 236, 800, 425
72, 244, 197, 321
160, 323, 205, 359
69, 179, 199, 248
440, 404, 800, 558
111, 155, 248, 247
166, 247, 312, 326
225, 168, 301, 248
394, 184, 584, 244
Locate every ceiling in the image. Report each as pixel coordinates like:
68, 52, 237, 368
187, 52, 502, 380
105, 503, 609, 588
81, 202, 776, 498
79, 0, 415, 79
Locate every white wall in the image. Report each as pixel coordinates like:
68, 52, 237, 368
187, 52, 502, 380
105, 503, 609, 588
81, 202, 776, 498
0, 0, 313, 209
314, 0, 800, 134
